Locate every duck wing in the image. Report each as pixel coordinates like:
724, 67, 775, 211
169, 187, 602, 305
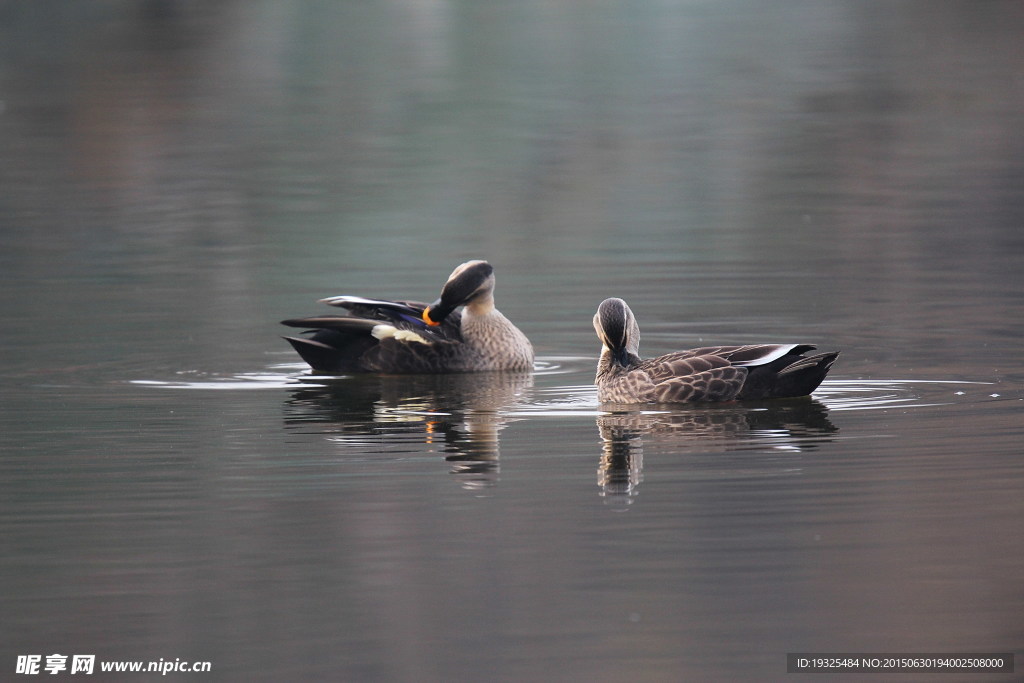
281, 291, 468, 372
638, 352, 748, 402
675, 344, 816, 366
318, 295, 463, 336
280, 314, 468, 373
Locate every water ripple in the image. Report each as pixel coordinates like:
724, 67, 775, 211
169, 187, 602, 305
131, 365, 316, 390
131, 365, 995, 420
130, 356, 585, 390
498, 379, 995, 419
812, 379, 994, 412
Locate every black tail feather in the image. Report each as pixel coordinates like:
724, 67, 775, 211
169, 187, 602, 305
739, 351, 839, 400
282, 326, 379, 373
282, 336, 345, 373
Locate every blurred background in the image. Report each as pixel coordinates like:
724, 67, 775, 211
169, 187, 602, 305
2, 1, 1022, 680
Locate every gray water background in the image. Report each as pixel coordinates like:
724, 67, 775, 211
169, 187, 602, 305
2, 2, 1022, 681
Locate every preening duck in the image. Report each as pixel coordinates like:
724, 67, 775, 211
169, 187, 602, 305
282, 260, 534, 373
593, 298, 838, 403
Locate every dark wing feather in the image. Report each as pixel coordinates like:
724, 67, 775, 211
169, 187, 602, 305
777, 351, 836, 376
320, 296, 464, 335
676, 344, 814, 366
323, 296, 426, 323
281, 315, 378, 332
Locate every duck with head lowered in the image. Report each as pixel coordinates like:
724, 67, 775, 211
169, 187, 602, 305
282, 260, 533, 374
592, 297, 838, 403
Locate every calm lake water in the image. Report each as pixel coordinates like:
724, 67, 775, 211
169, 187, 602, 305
2, 2, 1023, 681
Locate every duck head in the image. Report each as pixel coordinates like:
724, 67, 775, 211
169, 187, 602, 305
594, 297, 641, 366
422, 260, 496, 326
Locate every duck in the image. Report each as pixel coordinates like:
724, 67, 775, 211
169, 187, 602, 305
593, 297, 838, 403
282, 260, 534, 374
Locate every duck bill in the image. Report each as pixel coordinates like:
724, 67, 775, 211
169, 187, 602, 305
421, 298, 454, 326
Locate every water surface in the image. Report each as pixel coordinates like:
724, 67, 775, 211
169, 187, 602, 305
2, 2, 1022, 681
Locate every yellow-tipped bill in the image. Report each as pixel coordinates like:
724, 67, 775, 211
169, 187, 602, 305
422, 307, 440, 326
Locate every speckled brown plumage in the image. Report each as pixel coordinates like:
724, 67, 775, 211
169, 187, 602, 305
593, 298, 838, 404
282, 261, 533, 373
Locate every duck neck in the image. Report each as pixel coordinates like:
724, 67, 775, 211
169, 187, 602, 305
463, 294, 496, 319
597, 346, 636, 376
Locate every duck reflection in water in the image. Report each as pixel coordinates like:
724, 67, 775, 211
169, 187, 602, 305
596, 399, 839, 502
283, 372, 533, 490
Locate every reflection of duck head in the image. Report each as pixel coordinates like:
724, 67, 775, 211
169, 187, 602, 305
597, 422, 644, 501
284, 372, 533, 488
596, 399, 838, 498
